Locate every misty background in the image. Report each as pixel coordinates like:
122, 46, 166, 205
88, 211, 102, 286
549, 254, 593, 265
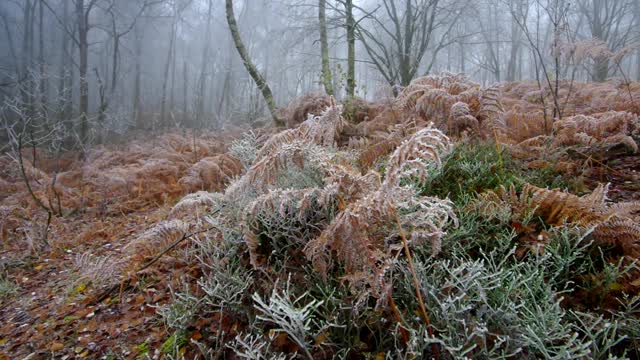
0, 0, 638, 140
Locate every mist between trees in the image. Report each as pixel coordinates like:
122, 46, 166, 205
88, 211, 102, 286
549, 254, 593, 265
0, 0, 639, 146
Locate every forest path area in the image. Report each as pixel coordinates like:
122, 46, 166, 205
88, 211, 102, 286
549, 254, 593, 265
0, 207, 179, 359
585, 153, 640, 202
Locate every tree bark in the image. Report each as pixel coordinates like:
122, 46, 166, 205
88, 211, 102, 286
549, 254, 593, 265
133, 23, 143, 129
225, 0, 281, 126
183, 61, 188, 125
160, 9, 177, 128
21, 0, 34, 118
506, 5, 522, 82
76, 0, 89, 143
196, 0, 213, 126
345, 0, 356, 98
636, 0, 640, 81
38, 0, 47, 110
57, 0, 72, 122
319, 0, 333, 96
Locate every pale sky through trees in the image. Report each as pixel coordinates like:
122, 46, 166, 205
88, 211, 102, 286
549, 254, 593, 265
0, 0, 638, 133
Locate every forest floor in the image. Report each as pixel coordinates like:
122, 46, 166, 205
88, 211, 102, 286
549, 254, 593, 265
1, 77, 640, 359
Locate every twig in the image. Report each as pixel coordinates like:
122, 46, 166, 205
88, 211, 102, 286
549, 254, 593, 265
93, 223, 220, 305
395, 214, 440, 360
571, 148, 627, 178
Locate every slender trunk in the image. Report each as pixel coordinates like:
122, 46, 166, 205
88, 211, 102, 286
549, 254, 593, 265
76, 0, 89, 143
0, 6, 19, 81
593, 57, 609, 82
133, 24, 143, 129
38, 0, 47, 110
196, 0, 213, 125
217, 56, 232, 118
160, 11, 177, 128
636, 0, 640, 81
21, 0, 34, 117
58, 0, 71, 122
507, 17, 520, 81
319, 0, 333, 95
111, 36, 119, 97
345, 0, 356, 98
225, 0, 281, 126
183, 61, 188, 125
169, 35, 177, 118
459, 42, 465, 73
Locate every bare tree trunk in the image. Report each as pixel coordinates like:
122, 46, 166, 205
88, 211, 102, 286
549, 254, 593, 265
196, 0, 213, 126
225, 0, 281, 126
38, 0, 47, 110
345, 0, 356, 98
76, 0, 90, 143
183, 61, 188, 125
21, 0, 34, 118
160, 9, 177, 128
637, 0, 640, 81
217, 52, 232, 119
459, 42, 465, 73
169, 35, 177, 119
133, 23, 143, 129
319, 0, 333, 95
0, 5, 19, 81
506, 11, 521, 81
57, 0, 71, 122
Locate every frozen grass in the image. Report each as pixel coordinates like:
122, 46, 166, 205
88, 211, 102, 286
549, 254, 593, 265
157, 140, 639, 358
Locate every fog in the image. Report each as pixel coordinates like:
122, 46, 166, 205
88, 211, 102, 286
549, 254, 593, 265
0, 0, 638, 139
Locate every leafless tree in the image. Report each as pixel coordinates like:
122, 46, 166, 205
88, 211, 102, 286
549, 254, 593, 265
358, 0, 466, 89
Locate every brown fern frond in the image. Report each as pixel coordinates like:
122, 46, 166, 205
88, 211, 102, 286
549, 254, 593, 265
507, 183, 640, 258
517, 183, 609, 226
124, 220, 189, 258
283, 92, 332, 128
415, 88, 456, 124
299, 100, 345, 147
244, 187, 332, 267
74, 252, 127, 288
358, 141, 398, 171
254, 128, 300, 160
553, 111, 639, 152
383, 125, 452, 189
455, 88, 482, 115
169, 191, 224, 220
303, 125, 455, 299
357, 121, 420, 171
478, 85, 504, 121
225, 140, 332, 203
497, 110, 552, 143
178, 154, 243, 193
592, 220, 640, 258
448, 102, 480, 137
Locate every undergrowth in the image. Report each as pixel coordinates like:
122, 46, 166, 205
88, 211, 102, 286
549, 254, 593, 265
422, 141, 573, 202
155, 131, 638, 358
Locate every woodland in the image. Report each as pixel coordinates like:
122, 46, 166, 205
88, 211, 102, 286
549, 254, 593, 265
0, 0, 640, 359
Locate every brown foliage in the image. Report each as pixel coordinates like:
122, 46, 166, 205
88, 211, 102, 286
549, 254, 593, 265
283, 93, 332, 128
553, 111, 638, 153
178, 154, 243, 193
503, 183, 640, 258
303, 126, 456, 301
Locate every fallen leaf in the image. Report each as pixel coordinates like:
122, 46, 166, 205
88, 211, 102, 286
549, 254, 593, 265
50, 342, 64, 352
